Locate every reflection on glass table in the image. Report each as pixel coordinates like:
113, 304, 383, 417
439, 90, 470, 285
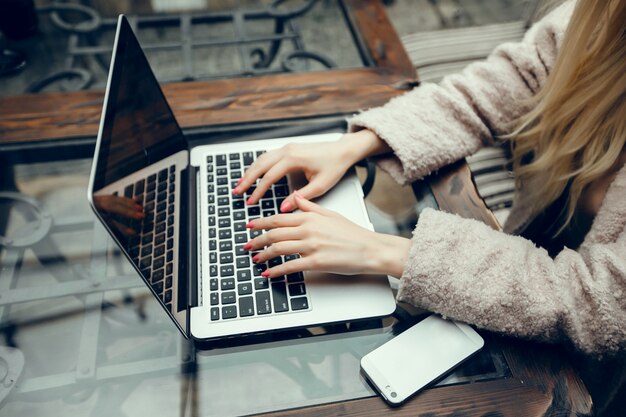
0, 158, 509, 417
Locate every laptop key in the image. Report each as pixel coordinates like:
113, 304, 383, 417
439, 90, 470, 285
221, 278, 235, 290
239, 296, 254, 317
221, 291, 236, 304
152, 281, 164, 294
236, 257, 250, 268
218, 207, 230, 217
209, 241, 217, 251
124, 184, 134, 198
254, 277, 269, 290
232, 200, 245, 210
217, 186, 229, 196
218, 197, 229, 206
153, 257, 165, 270
238, 283, 252, 295
209, 228, 216, 239
158, 169, 168, 181
287, 272, 304, 283
230, 162, 241, 170
235, 245, 246, 256
249, 229, 262, 239
275, 185, 288, 197
263, 210, 276, 217
157, 182, 167, 193
169, 165, 175, 173
289, 283, 306, 296
209, 216, 216, 227
210, 265, 218, 277
153, 245, 165, 257
229, 153, 240, 161
237, 270, 251, 282
247, 207, 260, 216
272, 282, 289, 312
152, 269, 164, 282
261, 200, 274, 210
220, 253, 233, 263
230, 171, 241, 179
218, 218, 230, 228
207, 156, 213, 163
210, 293, 218, 305
219, 241, 232, 251
255, 291, 271, 315
165, 276, 173, 289
269, 257, 282, 267
253, 263, 267, 276
166, 250, 173, 262
135, 180, 145, 194
219, 230, 232, 239
209, 278, 218, 291
233, 210, 245, 221
291, 297, 309, 311
235, 233, 247, 244
164, 290, 172, 303
220, 265, 234, 277
222, 306, 237, 319
216, 154, 227, 166
216, 167, 227, 176
216, 177, 228, 186
243, 152, 254, 165
166, 262, 173, 275
210, 307, 220, 321
209, 252, 217, 263
208, 205, 215, 215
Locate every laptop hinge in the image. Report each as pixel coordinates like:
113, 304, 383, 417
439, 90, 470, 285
179, 166, 199, 314
188, 165, 200, 309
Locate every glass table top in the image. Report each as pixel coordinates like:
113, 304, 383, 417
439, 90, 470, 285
0, 151, 509, 417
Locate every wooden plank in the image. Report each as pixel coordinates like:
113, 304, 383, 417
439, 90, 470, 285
0, 68, 411, 145
254, 378, 553, 417
0, 0, 416, 146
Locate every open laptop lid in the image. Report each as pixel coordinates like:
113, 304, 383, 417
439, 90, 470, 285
88, 15, 191, 336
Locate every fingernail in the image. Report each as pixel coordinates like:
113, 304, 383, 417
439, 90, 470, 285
243, 242, 252, 250
134, 204, 143, 210
245, 222, 254, 229
232, 187, 239, 195
261, 271, 270, 277
280, 201, 292, 213
252, 254, 260, 262
134, 212, 144, 219
246, 197, 253, 205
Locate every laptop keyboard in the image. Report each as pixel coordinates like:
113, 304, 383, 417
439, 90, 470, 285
123, 165, 177, 313
206, 151, 309, 321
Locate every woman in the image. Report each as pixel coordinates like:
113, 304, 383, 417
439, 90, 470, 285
234, 0, 625, 407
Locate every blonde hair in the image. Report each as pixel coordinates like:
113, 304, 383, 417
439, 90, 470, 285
511, 0, 626, 232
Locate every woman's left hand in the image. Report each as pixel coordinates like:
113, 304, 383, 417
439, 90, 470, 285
245, 192, 411, 278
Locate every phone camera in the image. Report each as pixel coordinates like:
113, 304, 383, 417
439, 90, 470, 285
390, 392, 397, 398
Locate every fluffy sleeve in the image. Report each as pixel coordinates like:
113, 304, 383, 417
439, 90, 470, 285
347, 1, 575, 184
397, 169, 626, 354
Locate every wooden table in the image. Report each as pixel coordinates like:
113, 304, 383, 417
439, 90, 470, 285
0, 1, 592, 416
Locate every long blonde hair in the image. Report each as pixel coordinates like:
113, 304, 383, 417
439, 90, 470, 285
511, 0, 626, 232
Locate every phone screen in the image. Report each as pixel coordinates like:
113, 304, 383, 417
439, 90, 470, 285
360, 315, 484, 405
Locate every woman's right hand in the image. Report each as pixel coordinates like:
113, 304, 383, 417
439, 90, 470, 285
233, 131, 373, 212
233, 129, 390, 212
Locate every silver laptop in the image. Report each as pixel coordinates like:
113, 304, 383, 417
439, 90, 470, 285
88, 15, 395, 340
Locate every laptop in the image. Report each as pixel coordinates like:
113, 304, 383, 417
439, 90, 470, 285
88, 15, 396, 340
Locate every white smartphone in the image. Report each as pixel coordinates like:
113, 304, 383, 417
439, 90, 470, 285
360, 314, 484, 405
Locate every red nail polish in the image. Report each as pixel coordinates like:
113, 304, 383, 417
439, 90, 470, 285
232, 187, 239, 195
280, 201, 292, 213
261, 271, 270, 277
246, 197, 253, 205
243, 242, 252, 250
252, 254, 260, 262
245, 221, 254, 229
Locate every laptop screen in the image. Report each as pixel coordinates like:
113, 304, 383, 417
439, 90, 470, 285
93, 17, 186, 192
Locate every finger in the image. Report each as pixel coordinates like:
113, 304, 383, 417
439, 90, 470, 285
112, 200, 144, 219
253, 241, 301, 263
112, 219, 136, 236
246, 161, 290, 205
245, 227, 303, 251
234, 151, 280, 195
279, 175, 333, 213
293, 191, 341, 218
248, 213, 306, 230
263, 257, 311, 278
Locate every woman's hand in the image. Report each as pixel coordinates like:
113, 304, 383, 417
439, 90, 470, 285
244, 192, 411, 278
233, 129, 390, 212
